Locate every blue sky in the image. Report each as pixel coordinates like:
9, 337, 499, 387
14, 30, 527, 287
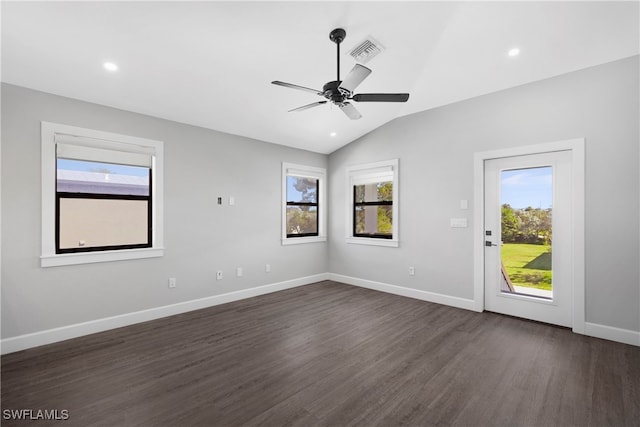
501, 166, 552, 209
286, 176, 317, 203
287, 178, 301, 201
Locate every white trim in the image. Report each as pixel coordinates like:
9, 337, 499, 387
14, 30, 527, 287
473, 139, 586, 332
281, 236, 327, 245
328, 273, 476, 311
584, 322, 640, 347
0, 273, 329, 355
345, 158, 399, 247
41, 122, 164, 266
40, 248, 165, 267
345, 237, 399, 247
333, 273, 638, 347
281, 162, 327, 245
3, 272, 635, 354
473, 154, 485, 312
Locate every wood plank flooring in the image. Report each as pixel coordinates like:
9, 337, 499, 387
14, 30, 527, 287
2, 281, 639, 426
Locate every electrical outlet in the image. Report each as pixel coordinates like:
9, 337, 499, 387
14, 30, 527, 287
236, 267, 243, 277
168, 277, 177, 288
265, 263, 271, 273
216, 270, 223, 280
408, 266, 415, 276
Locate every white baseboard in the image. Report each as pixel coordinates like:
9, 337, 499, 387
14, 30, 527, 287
330, 275, 639, 347
328, 273, 476, 311
4, 273, 637, 354
584, 322, 640, 347
1, 273, 329, 355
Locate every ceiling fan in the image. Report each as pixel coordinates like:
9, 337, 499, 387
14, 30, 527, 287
272, 28, 410, 120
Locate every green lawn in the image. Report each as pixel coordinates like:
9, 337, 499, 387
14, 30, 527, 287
501, 243, 552, 291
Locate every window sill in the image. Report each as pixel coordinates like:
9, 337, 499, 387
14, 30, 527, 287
282, 236, 327, 246
346, 237, 399, 248
41, 247, 164, 267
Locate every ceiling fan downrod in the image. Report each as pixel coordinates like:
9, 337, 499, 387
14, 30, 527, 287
329, 28, 346, 83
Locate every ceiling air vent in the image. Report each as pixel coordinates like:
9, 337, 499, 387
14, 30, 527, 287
348, 37, 384, 64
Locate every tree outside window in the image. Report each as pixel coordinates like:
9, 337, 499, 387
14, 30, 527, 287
286, 176, 318, 237
354, 181, 393, 238
346, 159, 398, 247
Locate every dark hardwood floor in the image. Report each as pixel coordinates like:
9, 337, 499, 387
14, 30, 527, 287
2, 281, 639, 426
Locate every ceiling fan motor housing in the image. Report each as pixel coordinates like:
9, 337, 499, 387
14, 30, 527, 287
323, 81, 346, 103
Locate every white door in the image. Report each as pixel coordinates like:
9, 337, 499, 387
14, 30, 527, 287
484, 151, 573, 327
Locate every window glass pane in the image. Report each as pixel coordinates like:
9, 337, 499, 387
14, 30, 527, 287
500, 166, 553, 299
286, 206, 318, 235
355, 205, 393, 236
286, 176, 318, 203
57, 159, 150, 196
355, 181, 393, 203
58, 198, 149, 249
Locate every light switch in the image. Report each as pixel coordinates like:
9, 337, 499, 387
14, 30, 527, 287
229, 196, 235, 206
450, 218, 468, 228
460, 199, 469, 210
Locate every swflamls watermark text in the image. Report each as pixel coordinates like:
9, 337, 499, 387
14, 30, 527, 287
2, 409, 70, 421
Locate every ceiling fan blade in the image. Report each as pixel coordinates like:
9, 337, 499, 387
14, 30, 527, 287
288, 101, 327, 112
339, 102, 362, 120
352, 93, 410, 102
338, 64, 372, 94
271, 81, 323, 96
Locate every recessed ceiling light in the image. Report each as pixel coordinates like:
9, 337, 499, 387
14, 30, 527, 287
103, 62, 119, 72
330, 132, 337, 137
508, 48, 520, 57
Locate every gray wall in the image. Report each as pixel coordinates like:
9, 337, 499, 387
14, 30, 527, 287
1, 84, 328, 339
329, 56, 640, 332
3, 55, 639, 342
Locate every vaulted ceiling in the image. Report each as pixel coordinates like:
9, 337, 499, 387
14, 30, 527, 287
2, 1, 638, 154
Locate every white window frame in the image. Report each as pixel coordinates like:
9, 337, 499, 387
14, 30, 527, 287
41, 122, 164, 267
346, 159, 399, 247
281, 162, 327, 245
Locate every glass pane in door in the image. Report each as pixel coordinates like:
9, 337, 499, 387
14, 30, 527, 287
500, 166, 553, 299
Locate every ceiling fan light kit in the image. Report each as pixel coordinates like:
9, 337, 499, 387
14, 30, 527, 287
272, 28, 410, 120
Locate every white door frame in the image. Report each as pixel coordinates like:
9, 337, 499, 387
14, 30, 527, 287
473, 139, 585, 334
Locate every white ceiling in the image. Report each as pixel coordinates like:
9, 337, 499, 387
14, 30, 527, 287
2, 1, 638, 154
